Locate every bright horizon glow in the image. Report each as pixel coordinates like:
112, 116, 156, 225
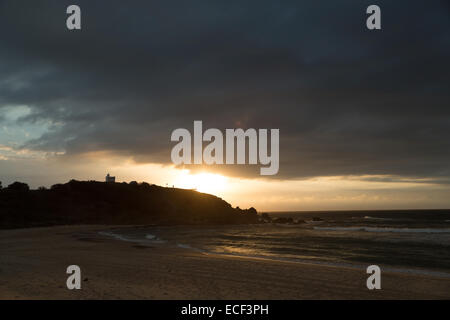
2, 154, 450, 211
173, 170, 228, 194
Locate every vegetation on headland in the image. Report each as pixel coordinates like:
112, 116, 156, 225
0, 180, 259, 229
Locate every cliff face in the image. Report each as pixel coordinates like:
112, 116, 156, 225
0, 180, 258, 229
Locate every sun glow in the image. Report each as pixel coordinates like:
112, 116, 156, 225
174, 170, 228, 195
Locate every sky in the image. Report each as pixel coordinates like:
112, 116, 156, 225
0, 0, 450, 211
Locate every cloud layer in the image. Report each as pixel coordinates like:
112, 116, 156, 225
1, 0, 449, 181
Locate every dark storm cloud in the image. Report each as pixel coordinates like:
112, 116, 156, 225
0, 0, 449, 179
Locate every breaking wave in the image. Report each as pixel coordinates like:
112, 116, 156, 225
363, 216, 394, 221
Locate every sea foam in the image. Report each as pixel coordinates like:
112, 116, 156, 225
314, 226, 450, 233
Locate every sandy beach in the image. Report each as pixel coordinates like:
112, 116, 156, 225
0, 225, 449, 300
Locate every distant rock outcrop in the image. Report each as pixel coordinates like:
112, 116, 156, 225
0, 180, 259, 229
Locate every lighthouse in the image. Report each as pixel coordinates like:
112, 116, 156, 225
105, 173, 116, 183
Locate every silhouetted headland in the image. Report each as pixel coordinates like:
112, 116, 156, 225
0, 180, 258, 229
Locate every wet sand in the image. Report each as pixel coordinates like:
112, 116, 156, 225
0, 225, 449, 299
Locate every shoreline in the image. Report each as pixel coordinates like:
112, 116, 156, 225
1, 225, 449, 299
99, 227, 450, 280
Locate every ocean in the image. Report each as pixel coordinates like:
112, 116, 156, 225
100, 210, 450, 278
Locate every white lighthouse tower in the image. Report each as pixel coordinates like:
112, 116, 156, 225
105, 173, 116, 183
